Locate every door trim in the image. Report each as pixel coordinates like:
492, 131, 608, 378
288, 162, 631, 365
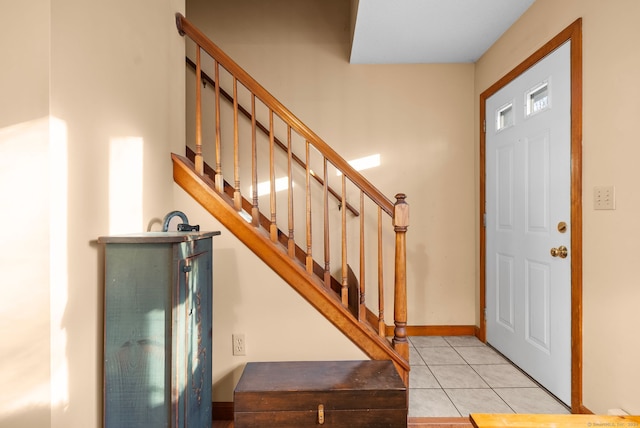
479, 19, 583, 412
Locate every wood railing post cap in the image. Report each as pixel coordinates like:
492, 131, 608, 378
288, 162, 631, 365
393, 194, 409, 228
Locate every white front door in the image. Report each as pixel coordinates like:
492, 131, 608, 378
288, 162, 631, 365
485, 41, 571, 405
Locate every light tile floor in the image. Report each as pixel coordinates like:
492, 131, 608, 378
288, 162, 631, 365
408, 336, 570, 417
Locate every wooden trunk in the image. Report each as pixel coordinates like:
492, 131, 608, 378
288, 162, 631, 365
234, 360, 407, 427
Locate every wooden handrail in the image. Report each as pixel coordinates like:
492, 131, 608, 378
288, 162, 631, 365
177, 13, 392, 216
185, 57, 360, 217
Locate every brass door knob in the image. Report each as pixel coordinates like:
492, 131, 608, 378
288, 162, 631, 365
550, 246, 568, 258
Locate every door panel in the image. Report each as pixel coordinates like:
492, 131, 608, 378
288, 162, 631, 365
525, 259, 550, 351
496, 254, 515, 331
526, 132, 550, 232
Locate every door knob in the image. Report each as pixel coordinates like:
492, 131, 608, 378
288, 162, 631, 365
550, 246, 568, 258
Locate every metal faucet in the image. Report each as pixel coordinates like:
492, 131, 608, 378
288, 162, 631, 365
162, 211, 189, 232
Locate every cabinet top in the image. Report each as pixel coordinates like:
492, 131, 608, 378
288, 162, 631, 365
98, 231, 221, 244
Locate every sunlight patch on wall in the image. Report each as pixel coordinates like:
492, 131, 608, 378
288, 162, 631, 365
251, 176, 291, 197
49, 117, 69, 409
337, 153, 381, 176
0, 117, 58, 417
109, 137, 143, 234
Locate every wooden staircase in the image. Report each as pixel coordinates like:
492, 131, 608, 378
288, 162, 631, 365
174, 13, 409, 384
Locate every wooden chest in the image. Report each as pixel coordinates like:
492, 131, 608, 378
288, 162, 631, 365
234, 360, 407, 427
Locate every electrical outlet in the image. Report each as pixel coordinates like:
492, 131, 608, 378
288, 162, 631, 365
232, 333, 246, 356
594, 185, 615, 210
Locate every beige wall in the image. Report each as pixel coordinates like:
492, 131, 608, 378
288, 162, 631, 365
475, 0, 640, 414
1, 0, 186, 427
0, 0, 50, 130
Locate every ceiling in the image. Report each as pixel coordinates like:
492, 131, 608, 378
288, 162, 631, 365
350, 0, 536, 64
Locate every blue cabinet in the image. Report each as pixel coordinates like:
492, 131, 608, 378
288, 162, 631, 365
98, 232, 219, 428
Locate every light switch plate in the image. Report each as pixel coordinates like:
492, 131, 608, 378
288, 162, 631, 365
594, 185, 615, 210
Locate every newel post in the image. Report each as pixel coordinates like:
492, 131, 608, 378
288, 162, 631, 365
392, 193, 409, 362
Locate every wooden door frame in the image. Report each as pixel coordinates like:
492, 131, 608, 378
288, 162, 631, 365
479, 18, 584, 412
